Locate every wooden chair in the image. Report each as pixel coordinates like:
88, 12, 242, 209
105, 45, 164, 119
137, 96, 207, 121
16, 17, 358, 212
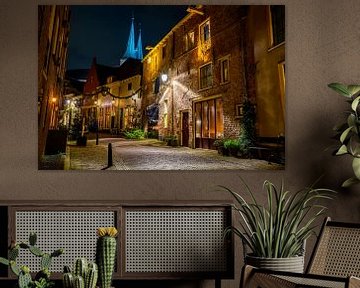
241, 217, 360, 288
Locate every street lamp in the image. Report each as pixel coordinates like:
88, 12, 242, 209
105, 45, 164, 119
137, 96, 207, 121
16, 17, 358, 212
161, 73, 174, 135
161, 73, 168, 83
94, 99, 99, 145
67, 100, 72, 130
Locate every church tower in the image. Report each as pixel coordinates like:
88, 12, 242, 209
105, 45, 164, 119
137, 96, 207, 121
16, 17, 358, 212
120, 16, 143, 65
136, 25, 143, 60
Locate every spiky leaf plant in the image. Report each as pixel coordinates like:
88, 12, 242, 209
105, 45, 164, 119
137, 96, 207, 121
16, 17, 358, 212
222, 179, 335, 258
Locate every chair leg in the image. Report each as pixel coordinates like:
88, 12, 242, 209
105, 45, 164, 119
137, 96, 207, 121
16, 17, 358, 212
240, 265, 255, 288
349, 276, 360, 288
240, 265, 296, 288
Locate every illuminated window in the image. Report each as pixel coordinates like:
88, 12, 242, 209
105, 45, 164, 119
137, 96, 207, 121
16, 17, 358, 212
153, 77, 160, 93
199, 19, 210, 43
44, 40, 51, 72
163, 100, 168, 128
154, 55, 158, 71
269, 5, 285, 46
199, 63, 212, 89
220, 56, 230, 84
162, 45, 167, 59
107, 76, 114, 83
52, 17, 59, 55
278, 61, 285, 120
184, 31, 195, 52
194, 98, 224, 148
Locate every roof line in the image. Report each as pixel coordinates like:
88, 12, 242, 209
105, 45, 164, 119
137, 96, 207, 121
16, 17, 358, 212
142, 11, 197, 61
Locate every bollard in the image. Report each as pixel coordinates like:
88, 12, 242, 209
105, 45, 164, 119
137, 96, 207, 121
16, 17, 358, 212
108, 143, 113, 167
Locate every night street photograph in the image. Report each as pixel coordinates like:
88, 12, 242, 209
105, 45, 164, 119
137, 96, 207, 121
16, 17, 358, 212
38, 5, 285, 170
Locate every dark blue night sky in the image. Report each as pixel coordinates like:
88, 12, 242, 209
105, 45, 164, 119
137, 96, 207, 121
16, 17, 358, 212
67, 5, 188, 70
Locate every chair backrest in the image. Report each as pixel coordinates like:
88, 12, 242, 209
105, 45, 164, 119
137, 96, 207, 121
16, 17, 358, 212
307, 217, 360, 278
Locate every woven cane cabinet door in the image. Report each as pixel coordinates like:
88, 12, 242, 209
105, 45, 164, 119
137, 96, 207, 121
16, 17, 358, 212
9, 206, 118, 276
121, 206, 233, 279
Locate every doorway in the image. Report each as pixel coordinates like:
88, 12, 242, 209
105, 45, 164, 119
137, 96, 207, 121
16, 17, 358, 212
194, 97, 224, 149
181, 111, 189, 147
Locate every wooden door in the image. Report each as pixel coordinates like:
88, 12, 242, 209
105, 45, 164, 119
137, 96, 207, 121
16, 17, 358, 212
181, 112, 189, 147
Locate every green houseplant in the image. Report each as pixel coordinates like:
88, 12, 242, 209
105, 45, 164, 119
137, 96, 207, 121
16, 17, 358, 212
213, 138, 229, 156
0, 232, 63, 288
96, 227, 118, 288
62, 258, 98, 288
222, 179, 335, 272
224, 139, 240, 157
238, 100, 256, 157
328, 83, 360, 187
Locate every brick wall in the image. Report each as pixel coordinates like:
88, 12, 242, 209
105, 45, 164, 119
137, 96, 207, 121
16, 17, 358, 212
38, 5, 70, 158
142, 5, 283, 148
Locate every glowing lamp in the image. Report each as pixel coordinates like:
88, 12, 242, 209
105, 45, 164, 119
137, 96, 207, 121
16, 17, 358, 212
161, 74, 168, 83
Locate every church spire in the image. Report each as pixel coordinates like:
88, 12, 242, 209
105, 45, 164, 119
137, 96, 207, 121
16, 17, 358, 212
123, 16, 137, 60
121, 15, 143, 65
136, 24, 143, 60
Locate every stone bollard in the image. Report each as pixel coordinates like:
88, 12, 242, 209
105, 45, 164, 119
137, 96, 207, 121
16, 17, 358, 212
108, 143, 113, 167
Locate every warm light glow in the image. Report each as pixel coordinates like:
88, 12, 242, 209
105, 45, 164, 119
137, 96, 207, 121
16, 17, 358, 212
94, 100, 98, 105
161, 74, 168, 83
158, 87, 170, 103
52, 97, 57, 103
66, 99, 71, 105
172, 80, 197, 99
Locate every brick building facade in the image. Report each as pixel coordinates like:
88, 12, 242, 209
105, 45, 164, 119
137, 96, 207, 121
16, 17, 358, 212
82, 58, 143, 133
142, 5, 285, 149
38, 5, 71, 158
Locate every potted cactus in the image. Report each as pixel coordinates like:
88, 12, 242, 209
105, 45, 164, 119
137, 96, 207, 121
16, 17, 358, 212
0, 232, 63, 288
62, 258, 98, 288
96, 227, 118, 288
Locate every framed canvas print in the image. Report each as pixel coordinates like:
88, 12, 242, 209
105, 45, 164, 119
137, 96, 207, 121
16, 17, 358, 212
38, 5, 285, 170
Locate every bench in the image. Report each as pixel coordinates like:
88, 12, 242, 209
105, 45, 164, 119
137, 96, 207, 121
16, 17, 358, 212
249, 137, 285, 164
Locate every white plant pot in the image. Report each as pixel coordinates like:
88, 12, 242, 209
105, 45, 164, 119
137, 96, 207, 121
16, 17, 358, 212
245, 254, 305, 273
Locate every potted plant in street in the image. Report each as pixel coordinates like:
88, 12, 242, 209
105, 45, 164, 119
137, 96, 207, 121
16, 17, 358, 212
238, 100, 256, 158
222, 179, 335, 273
328, 83, 360, 187
165, 135, 178, 147
213, 138, 229, 156
69, 111, 87, 146
224, 139, 240, 157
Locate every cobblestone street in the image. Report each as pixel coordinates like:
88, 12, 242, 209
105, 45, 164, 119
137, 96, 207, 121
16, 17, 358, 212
65, 138, 283, 170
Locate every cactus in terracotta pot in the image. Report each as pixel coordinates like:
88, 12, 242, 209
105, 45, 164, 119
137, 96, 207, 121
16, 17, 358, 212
96, 227, 118, 288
